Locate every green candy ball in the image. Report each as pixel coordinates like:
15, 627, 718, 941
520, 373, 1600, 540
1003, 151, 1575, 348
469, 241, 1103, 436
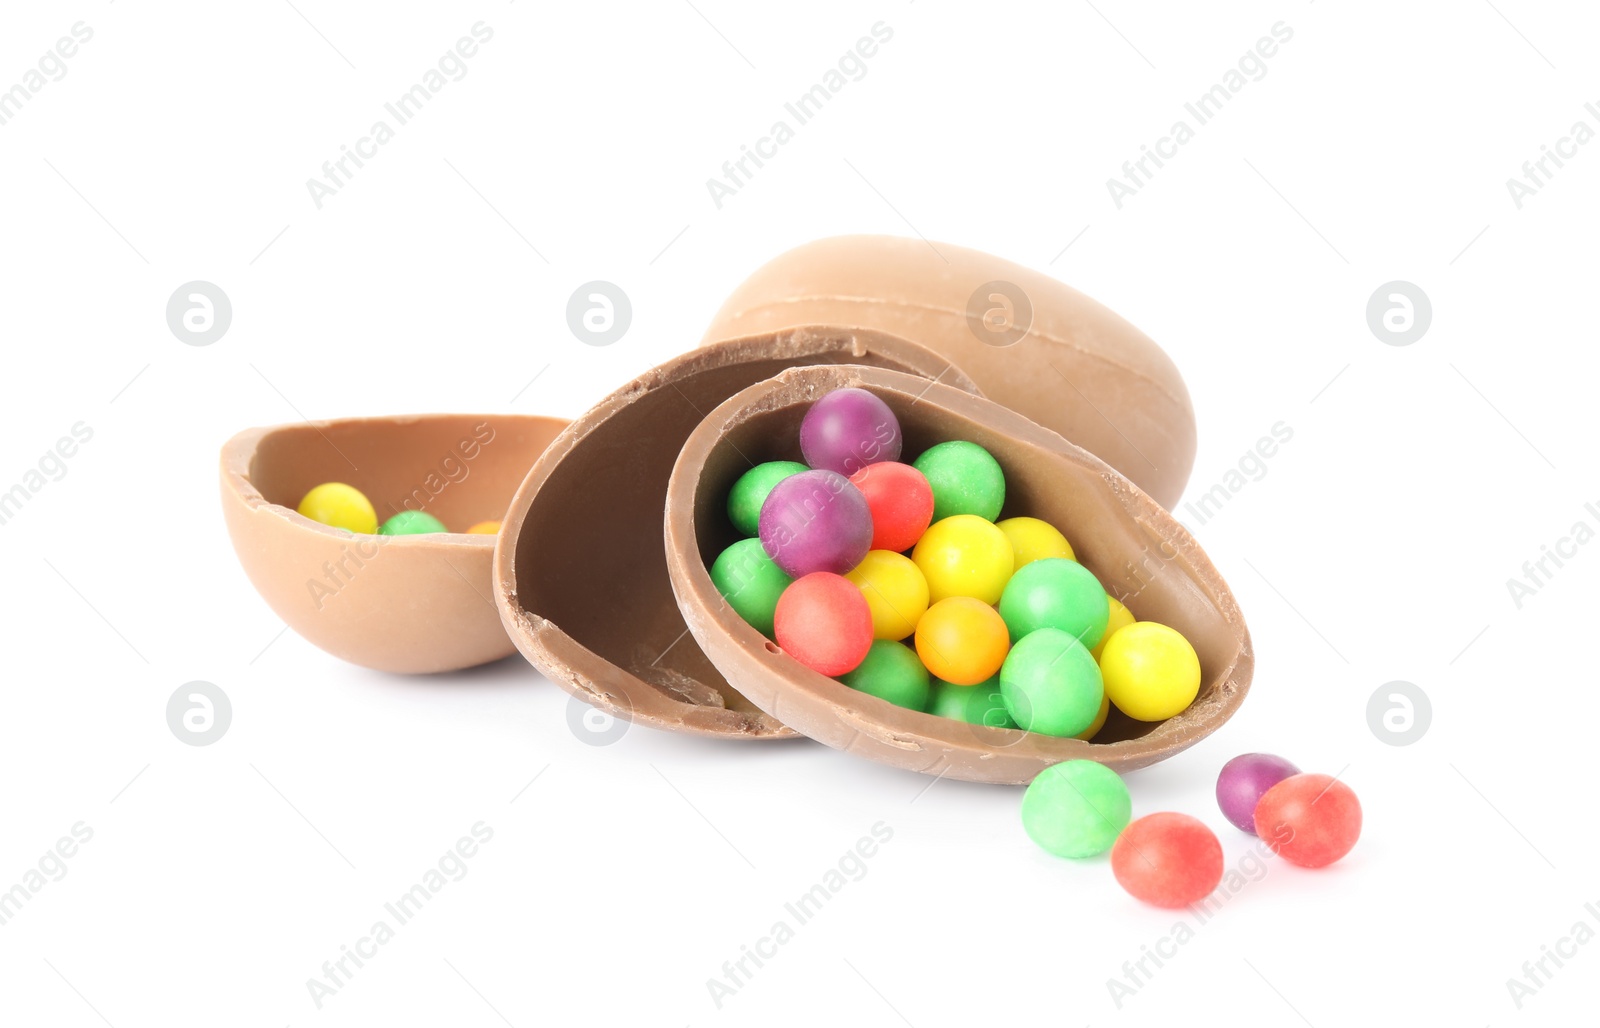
379, 510, 448, 535
998, 557, 1110, 646
727, 461, 809, 537
839, 640, 931, 711
1021, 759, 1132, 858
913, 440, 1005, 522
929, 676, 1018, 729
710, 538, 792, 637
1000, 627, 1104, 737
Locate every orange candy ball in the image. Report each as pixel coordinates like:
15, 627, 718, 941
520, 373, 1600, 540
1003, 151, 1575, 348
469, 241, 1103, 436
914, 597, 1010, 686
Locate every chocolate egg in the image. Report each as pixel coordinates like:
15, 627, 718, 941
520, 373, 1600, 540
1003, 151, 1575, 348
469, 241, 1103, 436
664, 365, 1251, 782
703, 235, 1196, 509
492, 327, 977, 739
221, 413, 569, 673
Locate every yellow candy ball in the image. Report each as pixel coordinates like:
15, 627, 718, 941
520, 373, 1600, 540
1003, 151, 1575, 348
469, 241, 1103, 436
912, 515, 1015, 605
846, 550, 930, 640
1091, 596, 1137, 661
1075, 691, 1112, 741
297, 482, 377, 534
996, 516, 1074, 568
1099, 621, 1201, 721
914, 597, 1010, 685
466, 520, 501, 535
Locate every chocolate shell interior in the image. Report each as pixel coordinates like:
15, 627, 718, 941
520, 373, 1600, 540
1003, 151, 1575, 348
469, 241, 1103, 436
665, 364, 1252, 781
493, 327, 977, 738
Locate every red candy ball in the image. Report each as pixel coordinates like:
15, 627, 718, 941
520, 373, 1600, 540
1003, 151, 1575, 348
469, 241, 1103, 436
773, 572, 873, 676
848, 462, 935, 553
1254, 773, 1362, 868
1111, 813, 1224, 908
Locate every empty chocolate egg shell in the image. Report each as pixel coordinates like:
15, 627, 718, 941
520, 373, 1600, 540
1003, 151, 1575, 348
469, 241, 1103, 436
703, 234, 1197, 510
492, 326, 977, 739
221, 413, 568, 674
664, 364, 1252, 783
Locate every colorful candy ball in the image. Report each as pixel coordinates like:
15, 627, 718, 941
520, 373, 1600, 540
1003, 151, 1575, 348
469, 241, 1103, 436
1098, 622, 1201, 721
710, 538, 793, 638
912, 514, 1015, 604
1111, 812, 1224, 908
913, 440, 1005, 522
773, 572, 873, 676
800, 388, 902, 476
1254, 773, 1362, 868
844, 550, 929, 640
997, 557, 1109, 646
848, 461, 935, 553
928, 676, 1016, 729
378, 510, 448, 536
465, 520, 501, 535
839, 640, 930, 711
996, 516, 1074, 567
1216, 753, 1301, 835
728, 461, 808, 537
914, 597, 1010, 686
999, 628, 1104, 737
1076, 692, 1112, 741
1091, 596, 1136, 661
297, 482, 377, 534
1021, 760, 1132, 858
759, 470, 873, 577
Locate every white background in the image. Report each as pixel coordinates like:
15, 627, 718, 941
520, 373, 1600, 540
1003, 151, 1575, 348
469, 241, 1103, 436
1, 1, 1596, 1025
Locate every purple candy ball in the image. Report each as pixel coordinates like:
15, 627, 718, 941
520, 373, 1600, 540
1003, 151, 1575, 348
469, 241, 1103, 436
799, 388, 902, 476
758, 469, 872, 577
1216, 753, 1301, 834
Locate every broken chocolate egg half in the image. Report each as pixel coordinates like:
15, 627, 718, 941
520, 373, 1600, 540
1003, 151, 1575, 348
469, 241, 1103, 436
221, 413, 569, 674
664, 364, 1252, 782
703, 234, 1197, 510
492, 327, 978, 739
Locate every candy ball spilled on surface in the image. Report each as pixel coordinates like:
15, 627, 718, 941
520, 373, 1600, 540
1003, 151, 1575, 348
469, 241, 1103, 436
297, 482, 377, 534
839, 640, 930, 711
1000, 628, 1103, 737
1216, 753, 1301, 835
773, 572, 874, 676
996, 516, 1074, 568
728, 460, 808, 537
914, 597, 1010, 686
848, 461, 934, 553
912, 514, 1015, 604
759, 470, 872, 577
379, 510, 448, 536
1021, 760, 1132, 858
844, 550, 929, 641
799, 387, 902, 476
1091, 596, 1135, 661
465, 520, 501, 535
1111, 813, 1224, 908
1098, 622, 1201, 721
928, 676, 1016, 729
998, 557, 1109, 646
1254, 773, 1362, 868
913, 440, 1006, 522
710, 538, 793, 638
